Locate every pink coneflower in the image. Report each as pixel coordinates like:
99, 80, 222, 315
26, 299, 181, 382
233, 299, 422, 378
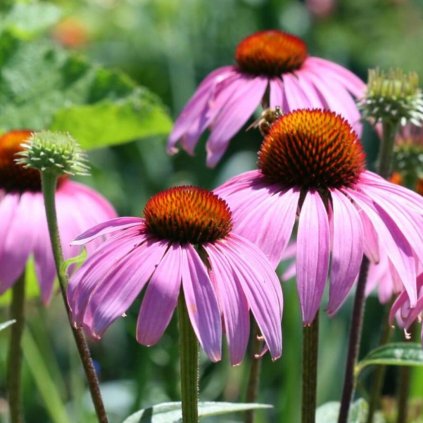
67, 186, 283, 365
390, 273, 423, 341
168, 29, 365, 167
0, 130, 116, 303
215, 109, 423, 324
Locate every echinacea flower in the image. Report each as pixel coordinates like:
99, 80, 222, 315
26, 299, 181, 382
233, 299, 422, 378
67, 186, 283, 365
168, 29, 365, 167
390, 273, 423, 342
0, 130, 116, 303
215, 109, 423, 324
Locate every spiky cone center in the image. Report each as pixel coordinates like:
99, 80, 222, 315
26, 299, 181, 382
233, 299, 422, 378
16, 130, 89, 177
0, 130, 67, 193
235, 30, 308, 77
360, 69, 423, 125
144, 186, 233, 245
258, 109, 365, 191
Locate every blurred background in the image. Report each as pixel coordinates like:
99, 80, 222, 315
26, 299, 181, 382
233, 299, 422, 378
1, 0, 423, 422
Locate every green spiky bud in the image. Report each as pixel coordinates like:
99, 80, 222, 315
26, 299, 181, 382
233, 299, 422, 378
359, 68, 423, 126
15, 131, 89, 176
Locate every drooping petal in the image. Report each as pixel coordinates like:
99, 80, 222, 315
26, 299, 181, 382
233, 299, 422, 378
205, 242, 250, 366
0, 193, 37, 293
269, 78, 288, 111
0, 194, 19, 258
297, 191, 330, 325
181, 244, 221, 362
72, 217, 144, 245
137, 243, 182, 346
218, 234, 283, 360
168, 66, 236, 154
327, 190, 364, 315
347, 190, 417, 306
282, 73, 313, 110
235, 187, 300, 266
83, 239, 168, 339
206, 76, 268, 167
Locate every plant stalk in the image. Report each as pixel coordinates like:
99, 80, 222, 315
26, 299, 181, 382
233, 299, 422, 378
302, 313, 320, 423
245, 322, 263, 423
41, 172, 108, 423
178, 294, 199, 423
378, 121, 399, 179
338, 257, 370, 423
7, 271, 26, 423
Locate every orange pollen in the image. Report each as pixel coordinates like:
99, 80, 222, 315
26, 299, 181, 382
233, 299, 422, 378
235, 30, 308, 77
0, 130, 43, 192
258, 109, 365, 190
144, 186, 233, 244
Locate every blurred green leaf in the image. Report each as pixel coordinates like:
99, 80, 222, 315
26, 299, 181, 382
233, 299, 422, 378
0, 1, 61, 39
22, 329, 71, 423
0, 319, 15, 331
316, 400, 385, 423
0, 36, 172, 149
357, 343, 423, 375
122, 401, 272, 423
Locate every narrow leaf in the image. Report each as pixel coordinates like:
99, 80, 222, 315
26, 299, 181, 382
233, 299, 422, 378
0, 319, 15, 331
122, 401, 272, 423
357, 343, 423, 374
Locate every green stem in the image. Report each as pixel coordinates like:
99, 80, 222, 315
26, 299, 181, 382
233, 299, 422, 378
41, 172, 108, 423
302, 313, 320, 423
366, 303, 394, 423
7, 271, 26, 423
178, 294, 199, 423
338, 257, 370, 423
245, 322, 263, 423
378, 121, 399, 179
396, 367, 410, 423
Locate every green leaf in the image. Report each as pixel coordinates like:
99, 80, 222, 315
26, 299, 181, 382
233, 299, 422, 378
0, 319, 16, 331
122, 401, 272, 423
0, 1, 61, 39
0, 36, 172, 149
316, 399, 386, 423
356, 343, 423, 375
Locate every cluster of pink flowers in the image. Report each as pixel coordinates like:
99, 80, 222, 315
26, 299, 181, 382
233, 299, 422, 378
3, 29, 423, 364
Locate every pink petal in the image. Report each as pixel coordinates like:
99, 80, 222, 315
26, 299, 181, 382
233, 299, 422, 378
282, 73, 312, 110
137, 244, 182, 346
83, 239, 168, 339
72, 217, 144, 245
219, 234, 283, 360
269, 78, 288, 111
181, 244, 221, 362
327, 190, 364, 315
235, 187, 300, 266
297, 191, 330, 325
0, 193, 37, 293
347, 190, 417, 306
206, 76, 268, 167
205, 242, 250, 365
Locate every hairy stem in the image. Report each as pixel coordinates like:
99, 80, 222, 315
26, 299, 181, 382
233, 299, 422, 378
302, 313, 320, 423
41, 172, 108, 423
338, 257, 370, 423
245, 322, 263, 423
7, 272, 26, 423
178, 294, 199, 423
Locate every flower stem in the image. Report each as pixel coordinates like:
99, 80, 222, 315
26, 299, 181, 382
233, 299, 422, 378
396, 366, 410, 423
7, 271, 26, 423
365, 303, 393, 423
178, 294, 199, 423
338, 257, 370, 423
245, 322, 263, 423
378, 121, 399, 179
302, 313, 319, 423
40, 172, 108, 423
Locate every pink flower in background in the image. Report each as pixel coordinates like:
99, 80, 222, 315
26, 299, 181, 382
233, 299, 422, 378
215, 109, 423, 324
390, 273, 423, 341
0, 130, 116, 303
168, 29, 365, 167
68, 186, 282, 365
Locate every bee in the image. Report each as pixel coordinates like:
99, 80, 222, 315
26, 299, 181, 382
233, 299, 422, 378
247, 106, 282, 136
